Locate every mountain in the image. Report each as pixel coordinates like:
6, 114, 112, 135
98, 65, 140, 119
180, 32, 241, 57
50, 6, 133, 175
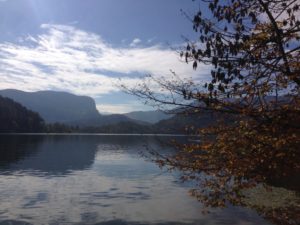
152, 110, 234, 134
0, 89, 232, 134
124, 110, 172, 124
0, 89, 99, 124
0, 96, 45, 132
79, 111, 221, 134
0, 89, 144, 127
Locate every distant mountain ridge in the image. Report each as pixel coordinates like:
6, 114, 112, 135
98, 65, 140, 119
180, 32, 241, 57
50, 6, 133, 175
125, 110, 172, 124
0, 89, 286, 134
0, 89, 220, 133
0, 89, 143, 127
0, 89, 99, 124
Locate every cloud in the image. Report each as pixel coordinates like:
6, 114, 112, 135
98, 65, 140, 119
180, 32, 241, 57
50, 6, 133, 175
129, 38, 142, 47
0, 24, 210, 99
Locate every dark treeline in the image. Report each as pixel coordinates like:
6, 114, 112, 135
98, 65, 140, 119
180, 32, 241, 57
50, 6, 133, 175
0, 96, 45, 133
45, 123, 79, 133
0, 96, 78, 133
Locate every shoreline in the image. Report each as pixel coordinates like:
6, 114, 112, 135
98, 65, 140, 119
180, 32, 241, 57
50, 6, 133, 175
0, 133, 194, 137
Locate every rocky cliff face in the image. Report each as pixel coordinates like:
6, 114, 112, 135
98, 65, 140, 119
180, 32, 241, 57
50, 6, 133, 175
0, 89, 100, 123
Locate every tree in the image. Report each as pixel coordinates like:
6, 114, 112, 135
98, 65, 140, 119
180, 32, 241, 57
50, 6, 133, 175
122, 0, 300, 224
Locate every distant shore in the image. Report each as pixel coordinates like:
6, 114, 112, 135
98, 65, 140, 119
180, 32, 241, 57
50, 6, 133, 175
0, 133, 193, 137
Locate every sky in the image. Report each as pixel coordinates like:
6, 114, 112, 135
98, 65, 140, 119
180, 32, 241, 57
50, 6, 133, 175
0, 0, 210, 113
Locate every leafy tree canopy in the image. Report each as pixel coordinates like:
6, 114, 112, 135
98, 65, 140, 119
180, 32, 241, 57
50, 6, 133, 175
122, 0, 300, 224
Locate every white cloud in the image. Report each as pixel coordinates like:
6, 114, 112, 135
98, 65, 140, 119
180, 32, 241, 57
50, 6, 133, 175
0, 24, 210, 99
129, 38, 142, 47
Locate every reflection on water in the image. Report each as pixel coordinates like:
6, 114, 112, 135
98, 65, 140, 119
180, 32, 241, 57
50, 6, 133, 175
0, 135, 270, 225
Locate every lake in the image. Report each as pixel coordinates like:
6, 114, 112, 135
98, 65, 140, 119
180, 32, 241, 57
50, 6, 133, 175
0, 134, 270, 225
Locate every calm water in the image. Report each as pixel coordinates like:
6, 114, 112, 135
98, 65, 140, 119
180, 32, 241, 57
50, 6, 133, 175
0, 134, 270, 225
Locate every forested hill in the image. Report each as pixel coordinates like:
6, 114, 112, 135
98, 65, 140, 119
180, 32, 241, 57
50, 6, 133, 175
0, 96, 45, 133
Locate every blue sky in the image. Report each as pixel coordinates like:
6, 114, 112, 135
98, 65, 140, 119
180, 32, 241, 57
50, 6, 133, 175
0, 0, 210, 113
